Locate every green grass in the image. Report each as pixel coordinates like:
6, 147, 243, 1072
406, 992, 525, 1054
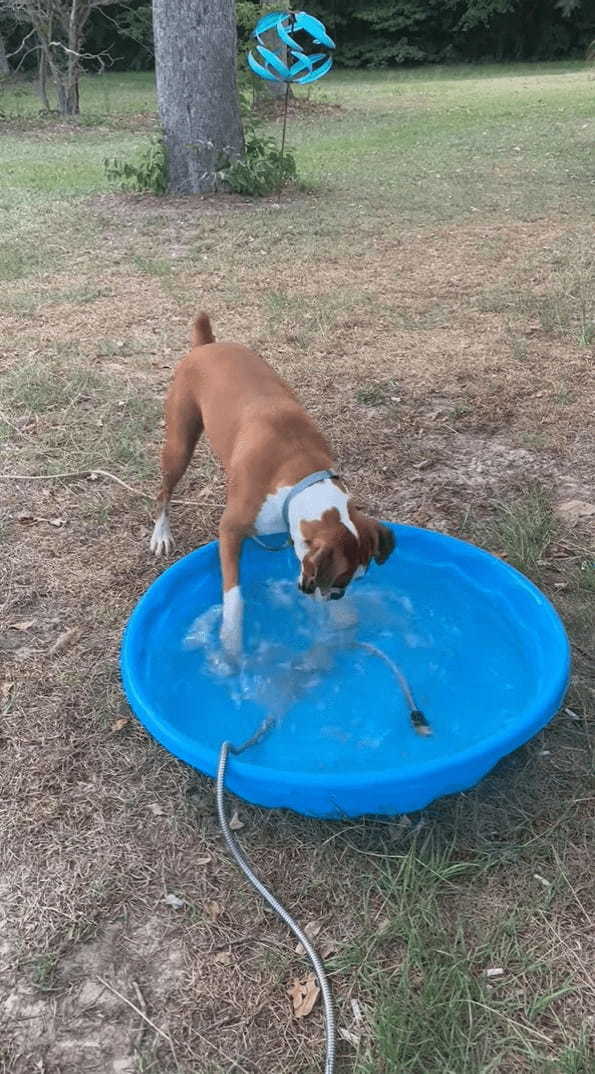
30, 952, 59, 991
1, 351, 161, 477
2, 284, 111, 315
293, 65, 594, 220
343, 832, 593, 1073
481, 488, 557, 576
0, 70, 156, 119
1, 63, 593, 231
0, 133, 149, 211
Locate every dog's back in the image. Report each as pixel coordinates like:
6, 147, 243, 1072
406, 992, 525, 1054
173, 314, 320, 472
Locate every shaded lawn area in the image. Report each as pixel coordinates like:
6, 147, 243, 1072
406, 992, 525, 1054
0, 63, 593, 1074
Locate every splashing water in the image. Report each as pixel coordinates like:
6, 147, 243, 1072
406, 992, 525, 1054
144, 563, 533, 774
184, 580, 362, 721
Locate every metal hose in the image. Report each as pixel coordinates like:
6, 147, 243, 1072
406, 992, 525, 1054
214, 640, 429, 1073
355, 641, 431, 735
216, 740, 336, 1074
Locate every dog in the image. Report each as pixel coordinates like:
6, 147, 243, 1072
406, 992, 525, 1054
151, 313, 395, 656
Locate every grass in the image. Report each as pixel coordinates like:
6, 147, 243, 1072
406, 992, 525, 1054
481, 488, 557, 575
477, 234, 595, 348
0, 62, 593, 1074
0, 70, 157, 119
1, 350, 162, 477
30, 952, 59, 992
347, 823, 592, 1074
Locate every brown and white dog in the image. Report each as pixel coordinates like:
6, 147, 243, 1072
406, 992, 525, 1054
151, 313, 395, 656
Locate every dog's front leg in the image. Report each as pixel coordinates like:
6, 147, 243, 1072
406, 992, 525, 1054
218, 512, 246, 659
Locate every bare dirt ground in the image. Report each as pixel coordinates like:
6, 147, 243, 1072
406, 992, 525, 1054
1, 161, 594, 1073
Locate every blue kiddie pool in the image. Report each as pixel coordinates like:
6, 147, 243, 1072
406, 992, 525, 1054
121, 524, 570, 818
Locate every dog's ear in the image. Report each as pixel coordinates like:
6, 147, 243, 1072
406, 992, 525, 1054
349, 506, 395, 568
374, 522, 395, 565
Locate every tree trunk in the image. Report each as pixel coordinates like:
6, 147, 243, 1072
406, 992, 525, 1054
0, 32, 10, 78
56, 77, 80, 115
37, 49, 51, 111
152, 0, 244, 194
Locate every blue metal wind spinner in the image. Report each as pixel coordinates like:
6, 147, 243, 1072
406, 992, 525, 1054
248, 10, 335, 85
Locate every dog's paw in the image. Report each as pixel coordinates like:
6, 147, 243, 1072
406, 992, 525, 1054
219, 624, 243, 663
150, 514, 173, 557
216, 647, 240, 677
220, 587, 244, 662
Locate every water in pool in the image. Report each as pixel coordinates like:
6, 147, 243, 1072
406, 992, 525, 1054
142, 560, 533, 774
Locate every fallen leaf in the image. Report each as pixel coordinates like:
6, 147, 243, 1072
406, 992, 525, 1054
214, 950, 232, 966
110, 717, 129, 733
148, 802, 165, 816
11, 620, 36, 632
206, 900, 222, 922
163, 893, 185, 909
288, 974, 320, 1019
320, 938, 339, 959
351, 998, 363, 1023
229, 810, 244, 831
196, 855, 212, 866
533, 873, 551, 887
295, 921, 322, 955
49, 627, 81, 656
339, 1027, 360, 1048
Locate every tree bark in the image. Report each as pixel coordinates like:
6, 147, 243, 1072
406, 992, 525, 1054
152, 0, 244, 194
37, 48, 51, 111
56, 77, 79, 113
0, 32, 11, 77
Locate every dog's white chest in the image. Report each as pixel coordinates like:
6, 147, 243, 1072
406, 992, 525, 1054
254, 486, 292, 535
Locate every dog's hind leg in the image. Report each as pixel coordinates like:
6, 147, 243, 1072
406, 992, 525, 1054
151, 386, 203, 556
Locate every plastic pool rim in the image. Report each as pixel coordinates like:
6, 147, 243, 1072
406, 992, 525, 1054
121, 523, 571, 815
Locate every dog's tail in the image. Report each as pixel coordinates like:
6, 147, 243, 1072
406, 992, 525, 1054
192, 312, 215, 347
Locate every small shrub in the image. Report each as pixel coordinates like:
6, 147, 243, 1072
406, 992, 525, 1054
218, 124, 297, 196
104, 135, 167, 195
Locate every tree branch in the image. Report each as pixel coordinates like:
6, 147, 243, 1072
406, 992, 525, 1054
4, 26, 37, 60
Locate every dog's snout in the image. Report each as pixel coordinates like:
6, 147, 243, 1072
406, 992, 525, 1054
298, 578, 316, 595
298, 578, 345, 600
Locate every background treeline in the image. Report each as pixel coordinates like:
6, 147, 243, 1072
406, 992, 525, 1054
2, 0, 594, 76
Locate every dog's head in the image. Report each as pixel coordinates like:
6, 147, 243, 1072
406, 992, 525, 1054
297, 506, 395, 600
